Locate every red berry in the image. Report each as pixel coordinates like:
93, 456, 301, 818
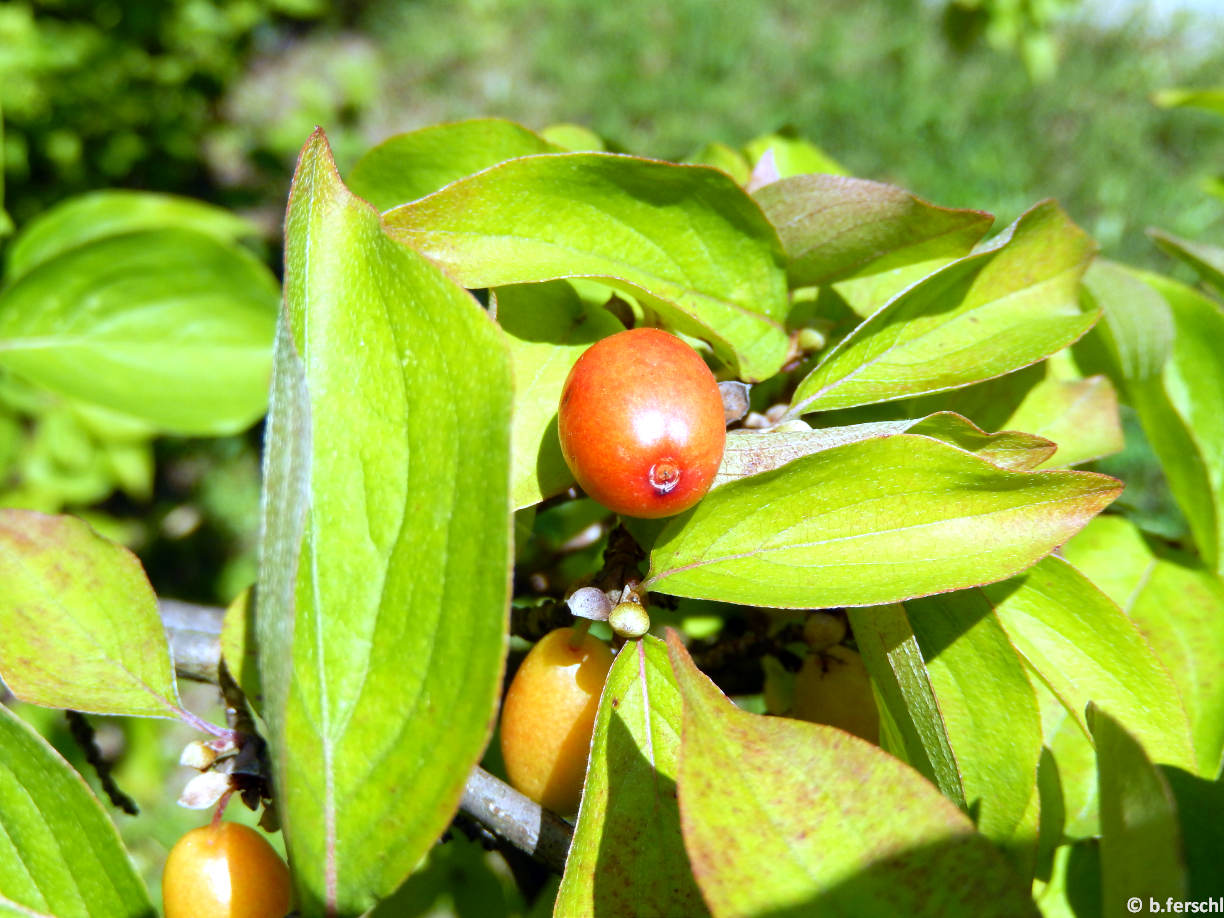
558, 328, 726, 518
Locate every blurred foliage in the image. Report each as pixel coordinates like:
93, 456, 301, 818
4, 0, 1223, 269
0, 363, 263, 604
243, 0, 1221, 270
0, 0, 348, 225
942, 0, 1082, 80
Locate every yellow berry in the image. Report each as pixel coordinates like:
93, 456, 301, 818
162, 821, 291, 918
499, 627, 614, 815
791, 645, 879, 744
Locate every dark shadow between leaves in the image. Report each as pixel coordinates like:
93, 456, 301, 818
1158, 766, 1224, 897
1033, 746, 1067, 884
891, 586, 1008, 665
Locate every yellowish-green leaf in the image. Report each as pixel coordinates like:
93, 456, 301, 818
0, 509, 182, 719
646, 434, 1120, 609
665, 631, 1036, 917
383, 153, 790, 381
0, 704, 153, 917
258, 130, 513, 913
1064, 515, 1224, 778
985, 556, 1197, 773
498, 282, 623, 509
1090, 706, 1187, 910
347, 118, 559, 211
790, 202, 1097, 413
557, 636, 706, 918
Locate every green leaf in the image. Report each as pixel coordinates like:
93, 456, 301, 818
855, 599, 1043, 878
683, 142, 751, 185
848, 604, 966, 805
1078, 260, 1173, 384
3, 190, 255, 284
1083, 262, 1224, 572
219, 588, 261, 715
789, 201, 1098, 413
382, 153, 790, 381
0, 228, 278, 435
497, 282, 623, 509
557, 636, 706, 918
644, 434, 1120, 608
346, 118, 559, 211
743, 132, 846, 178
1089, 706, 1187, 909
0, 509, 182, 719
984, 556, 1197, 773
1148, 228, 1224, 293
257, 130, 513, 914
0, 704, 153, 918
905, 591, 1043, 875
714, 412, 1055, 489
995, 375, 1122, 469
1064, 515, 1224, 778
1151, 86, 1224, 115
752, 174, 992, 312
904, 413, 1056, 470
539, 122, 607, 152
907, 360, 1124, 470
665, 631, 1036, 917
1033, 840, 1102, 918
1037, 679, 1101, 840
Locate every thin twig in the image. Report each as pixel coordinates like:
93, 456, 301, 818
65, 710, 139, 815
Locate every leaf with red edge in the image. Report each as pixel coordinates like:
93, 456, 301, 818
646, 434, 1121, 609
665, 630, 1037, 917
789, 201, 1097, 413
556, 635, 706, 918
753, 173, 993, 315
0, 509, 182, 720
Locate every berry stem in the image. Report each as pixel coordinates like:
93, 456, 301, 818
174, 705, 232, 740
567, 618, 593, 649
211, 790, 233, 827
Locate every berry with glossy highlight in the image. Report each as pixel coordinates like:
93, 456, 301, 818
162, 821, 291, 918
499, 627, 615, 815
558, 328, 726, 518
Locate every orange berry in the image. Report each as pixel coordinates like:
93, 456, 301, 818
499, 627, 614, 815
558, 328, 726, 518
162, 821, 291, 918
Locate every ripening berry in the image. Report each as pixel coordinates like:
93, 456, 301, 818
791, 645, 880, 744
802, 611, 847, 652
499, 627, 615, 815
162, 821, 291, 918
558, 328, 726, 518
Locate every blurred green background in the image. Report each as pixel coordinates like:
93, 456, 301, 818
2, 0, 1222, 913
5, 0, 1223, 268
